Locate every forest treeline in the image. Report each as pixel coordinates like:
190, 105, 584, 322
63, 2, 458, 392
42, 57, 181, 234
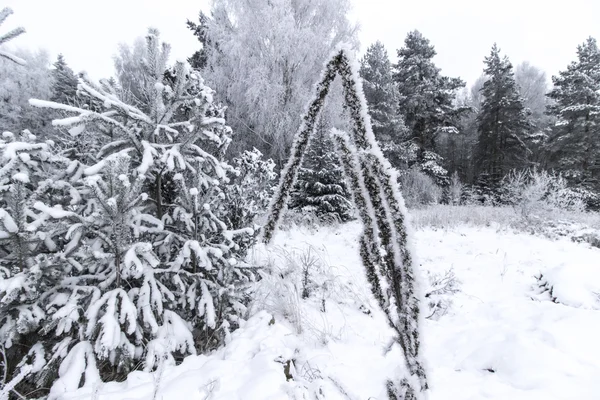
0, 1, 598, 397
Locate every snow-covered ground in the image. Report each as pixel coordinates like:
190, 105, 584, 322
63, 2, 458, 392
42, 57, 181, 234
62, 221, 600, 400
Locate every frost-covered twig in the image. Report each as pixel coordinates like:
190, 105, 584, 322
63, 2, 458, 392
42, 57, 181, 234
261, 53, 341, 243
0, 8, 26, 65
261, 47, 428, 399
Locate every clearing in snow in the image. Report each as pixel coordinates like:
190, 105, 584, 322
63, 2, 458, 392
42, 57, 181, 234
60, 221, 600, 400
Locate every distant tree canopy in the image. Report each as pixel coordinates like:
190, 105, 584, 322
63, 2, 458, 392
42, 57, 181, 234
189, 0, 358, 167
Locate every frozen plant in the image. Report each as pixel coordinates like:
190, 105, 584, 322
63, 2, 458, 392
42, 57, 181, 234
0, 131, 79, 396
262, 48, 429, 400
424, 269, 460, 320
399, 166, 443, 208
290, 115, 354, 222
22, 29, 258, 395
445, 172, 464, 205
0, 8, 26, 65
223, 148, 277, 230
500, 168, 586, 218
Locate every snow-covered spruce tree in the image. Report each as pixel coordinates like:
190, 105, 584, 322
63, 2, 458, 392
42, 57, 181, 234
393, 30, 467, 186
0, 130, 80, 396
50, 54, 79, 105
545, 37, 600, 194
359, 41, 408, 169
29, 29, 256, 392
0, 7, 26, 65
474, 44, 532, 192
262, 48, 428, 400
290, 114, 353, 222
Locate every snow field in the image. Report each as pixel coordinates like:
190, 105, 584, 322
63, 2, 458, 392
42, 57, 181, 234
60, 221, 600, 400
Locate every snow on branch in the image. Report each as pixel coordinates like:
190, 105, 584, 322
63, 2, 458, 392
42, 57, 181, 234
0, 8, 26, 65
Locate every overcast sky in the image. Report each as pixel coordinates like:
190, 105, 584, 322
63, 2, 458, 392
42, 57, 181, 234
3, 0, 600, 87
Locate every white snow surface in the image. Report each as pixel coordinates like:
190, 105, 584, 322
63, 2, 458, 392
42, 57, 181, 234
59, 222, 600, 400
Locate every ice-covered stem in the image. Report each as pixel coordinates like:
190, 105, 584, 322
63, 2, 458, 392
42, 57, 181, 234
261, 53, 342, 243
335, 49, 428, 395
334, 129, 427, 398
331, 129, 387, 312
364, 152, 428, 396
0, 364, 32, 400
261, 47, 428, 398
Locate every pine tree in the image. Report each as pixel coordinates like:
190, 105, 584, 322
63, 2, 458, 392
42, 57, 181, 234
24, 29, 257, 394
360, 42, 407, 152
186, 11, 211, 70
50, 54, 78, 105
0, 130, 79, 395
474, 44, 532, 190
0, 7, 26, 65
393, 31, 466, 184
290, 116, 353, 222
545, 37, 600, 191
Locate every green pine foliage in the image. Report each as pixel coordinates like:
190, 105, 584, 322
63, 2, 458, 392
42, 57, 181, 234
0, 7, 26, 65
359, 42, 407, 149
186, 11, 211, 70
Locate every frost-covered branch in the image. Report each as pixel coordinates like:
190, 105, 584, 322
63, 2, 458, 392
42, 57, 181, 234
261, 52, 342, 243
0, 8, 26, 65
261, 47, 428, 399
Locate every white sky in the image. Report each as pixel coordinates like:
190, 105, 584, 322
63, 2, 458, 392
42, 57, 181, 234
3, 0, 600, 87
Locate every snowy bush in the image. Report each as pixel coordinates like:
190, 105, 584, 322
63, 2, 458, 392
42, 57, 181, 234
223, 148, 277, 230
424, 269, 460, 320
0, 30, 260, 397
399, 166, 443, 208
250, 246, 326, 334
445, 171, 464, 205
534, 264, 600, 310
249, 243, 363, 344
500, 168, 586, 217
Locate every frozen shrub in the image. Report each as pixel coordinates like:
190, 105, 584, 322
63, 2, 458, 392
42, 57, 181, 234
445, 171, 464, 205
500, 168, 585, 217
399, 166, 443, 208
424, 269, 460, 320
223, 148, 277, 230
15, 30, 258, 396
